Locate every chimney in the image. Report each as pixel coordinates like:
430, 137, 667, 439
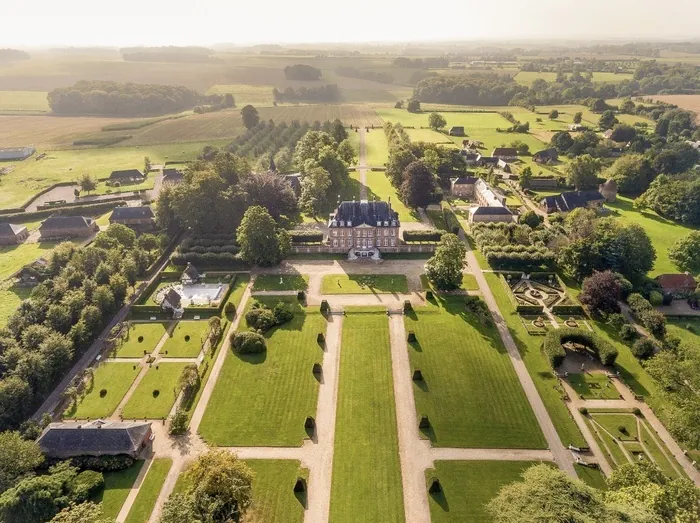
388, 196, 392, 211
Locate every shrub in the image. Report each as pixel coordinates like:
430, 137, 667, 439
169, 407, 188, 435
137, 336, 144, 343
618, 425, 627, 434
614, 273, 634, 299
627, 293, 666, 338
297, 290, 305, 300
225, 301, 236, 314
320, 300, 330, 314
649, 290, 664, 306
69, 470, 105, 502
99, 389, 107, 398
619, 324, 638, 342
632, 407, 642, 416
245, 306, 277, 332
153, 389, 160, 398
606, 313, 626, 330
578, 407, 588, 415
273, 301, 294, 325
70, 455, 134, 471
631, 338, 658, 360
542, 328, 618, 368
232, 331, 266, 354
403, 230, 444, 242
290, 231, 324, 244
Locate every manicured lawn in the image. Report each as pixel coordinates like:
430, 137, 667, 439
253, 274, 309, 292
667, 318, 700, 347
65, 363, 141, 419
321, 274, 408, 295
638, 422, 682, 479
122, 363, 189, 419
91, 461, 145, 520
405, 296, 547, 448
228, 274, 250, 309
0, 285, 30, 328
594, 413, 638, 441
608, 196, 697, 276
363, 129, 389, 167
246, 460, 306, 523
0, 241, 58, 282
114, 322, 169, 358
484, 273, 587, 448
330, 310, 404, 523
124, 458, 173, 523
567, 373, 621, 400
160, 321, 210, 358
574, 464, 608, 490
427, 461, 540, 523
199, 298, 324, 446
364, 171, 419, 222
421, 273, 479, 292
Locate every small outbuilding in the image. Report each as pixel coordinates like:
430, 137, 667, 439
0, 223, 29, 245
161, 287, 184, 318
109, 206, 155, 227
448, 126, 465, 136
533, 148, 559, 164
38, 420, 153, 459
491, 148, 518, 161
655, 273, 697, 298
469, 206, 513, 223
39, 216, 98, 240
181, 263, 201, 285
0, 146, 35, 161
109, 169, 146, 183
15, 266, 42, 286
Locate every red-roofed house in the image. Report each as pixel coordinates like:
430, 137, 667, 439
655, 273, 697, 298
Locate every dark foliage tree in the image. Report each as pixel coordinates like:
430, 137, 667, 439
400, 161, 438, 208
240, 171, 297, 220
283, 64, 322, 81
579, 271, 622, 314
240, 105, 260, 130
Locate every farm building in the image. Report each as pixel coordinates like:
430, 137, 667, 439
491, 148, 518, 161
0, 223, 29, 245
602, 129, 614, 140
38, 420, 153, 459
464, 179, 513, 223
462, 139, 483, 150
469, 206, 513, 223
541, 190, 605, 214
109, 206, 155, 228
528, 177, 559, 190
39, 216, 98, 240
450, 176, 478, 198
109, 169, 146, 183
497, 159, 512, 173
655, 273, 697, 298
285, 173, 302, 197
0, 146, 35, 161
533, 148, 559, 164
476, 154, 498, 167
328, 200, 400, 257
162, 168, 185, 185
448, 126, 465, 136
459, 149, 480, 165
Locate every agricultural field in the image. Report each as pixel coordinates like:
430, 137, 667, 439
92, 461, 146, 519
514, 71, 634, 86
405, 296, 547, 449
253, 274, 309, 291
0, 90, 49, 112
330, 309, 404, 523
121, 363, 189, 419
124, 458, 173, 523
650, 94, 700, 115
427, 461, 541, 523
64, 362, 141, 419
113, 322, 169, 358
198, 298, 325, 446
405, 128, 455, 145
607, 196, 697, 276
484, 273, 587, 448
0, 241, 58, 281
0, 285, 31, 328
206, 84, 276, 106
321, 274, 408, 294
160, 321, 211, 358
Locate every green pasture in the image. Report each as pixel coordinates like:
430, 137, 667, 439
330, 309, 404, 523
0, 241, 58, 282
406, 128, 455, 145
122, 363, 189, 419
0, 285, 30, 328
321, 274, 408, 294
405, 296, 547, 448
514, 71, 634, 86
199, 298, 324, 446
65, 362, 141, 419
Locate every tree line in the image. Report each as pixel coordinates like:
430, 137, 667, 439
0, 49, 30, 63
119, 46, 220, 63
272, 84, 340, 103
335, 66, 394, 84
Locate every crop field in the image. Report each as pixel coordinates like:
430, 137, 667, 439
0, 90, 49, 112
514, 71, 634, 86
199, 298, 325, 446
330, 309, 404, 523
405, 296, 547, 448
0, 142, 213, 210
121, 363, 189, 419
0, 286, 30, 328
0, 241, 58, 281
608, 196, 697, 276
650, 94, 700, 115
427, 461, 541, 523
65, 362, 141, 419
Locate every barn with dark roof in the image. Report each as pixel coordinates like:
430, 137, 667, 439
109, 169, 146, 182
541, 190, 604, 214
109, 206, 155, 227
39, 216, 98, 240
0, 223, 29, 245
38, 421, 152, 459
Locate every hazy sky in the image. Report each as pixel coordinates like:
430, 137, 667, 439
2, 0, 699, 47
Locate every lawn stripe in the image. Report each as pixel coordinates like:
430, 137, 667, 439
124, 458, 173, 523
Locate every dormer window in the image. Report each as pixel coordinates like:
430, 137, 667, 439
377, 221, 381, 226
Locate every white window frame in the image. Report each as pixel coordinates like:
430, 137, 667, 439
391, 238, 396, 246
333, 239, 338, 247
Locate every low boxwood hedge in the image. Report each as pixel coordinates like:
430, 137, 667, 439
542, 328, 618, 368
290, 231, 324, 244
403, 230, 444, 242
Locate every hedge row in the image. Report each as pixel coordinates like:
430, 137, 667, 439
179, 236, 237, 249
170, 252, 250, 269
179, 245, 240, 254
291, 231, 324, 244
403, 230, 444, 242
518, 304, 544, 314
0, 200, 128, 224
627, 293, 666, 338
551, 304, 585, 316
442, 203, 461, 235
484, 250, 554, 270
542, 328, 618, 368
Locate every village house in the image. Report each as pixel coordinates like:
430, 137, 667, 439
533, 148, 559, 164
39, 216, 98, 240
476, 154, 499, 167
459, 149, 480, 166
468, 179, 513, 223
0, 223, 29, 245
0, 146, 35, 161
109, 206, 155, 228
541, 190, 605, 214
181, 262, 201, 285
450, 176, 478, 198
328, 200, 400, 257
655, 273, 697, 299
38, 420, 153, 459
462, 139, 483, 150
497, 159, 512, 173
491, 147, 518, 161
448, 126, 465, 136
162, 287, 184, 318
162, 168, 185, 185
109, 169, 146, 184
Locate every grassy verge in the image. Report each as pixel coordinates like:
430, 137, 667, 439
330, 309, 404, 522
574, 464, 607, 490
91, 461, 145, 519
161, 321, 210, 358
124, 458, 173, 523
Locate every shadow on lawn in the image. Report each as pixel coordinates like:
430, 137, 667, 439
430, 490, 450, 512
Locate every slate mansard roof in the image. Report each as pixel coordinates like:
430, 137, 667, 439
38, 421, 151, 457
329, 200, 399, 228
451, 176, 478, 185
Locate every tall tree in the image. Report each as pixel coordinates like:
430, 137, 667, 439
424, 233, 466, 290
79, 175, 96, 194
237, 206, 290, 266
598, 110, 619, 130
573, 112, 583, 124
240, 105, 259, 130
428, 112, 447, 131
669, 231, 700, 274
400, 161, 438, 208
579, 271, 622, 314
240, 171, 297, 220
549, 109, 559, 120
566, 154, 602, 190
299, 166, 331, 217
602, 154, 652, 194
0, 431, 44, 492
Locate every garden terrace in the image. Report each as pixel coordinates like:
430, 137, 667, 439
330, 308, 404, 522
198, 297, 325, 446
405, 296, 547, 448
567, 373, 621, 400
543, 329, 618, 368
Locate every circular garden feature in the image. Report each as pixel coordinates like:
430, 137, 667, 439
565, 318, 579, 328
543, 328, 618, 368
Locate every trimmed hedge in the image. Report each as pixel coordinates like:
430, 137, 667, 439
36, 194, 136, 212
442, 203, 461, 234
542, 328, 618, 368
551, 304, 585, 316
70, 455, 135, 471
290, 231, 324, 244
518, 304, 544, 314
403, 230, 444, 242
0, 200, 128, 223
170, 252, 250, 268
627, 293, 666, 338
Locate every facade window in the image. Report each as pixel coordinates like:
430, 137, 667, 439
347, 230, 352, 238
376, 238, 381, 247
356, 239, 361, 247
391, 238, 396, 246
332, 230, 337, 237
340, 229, 344, 237
391, 229, 396, 236
333, 239, 338, 247
384, 229, 388, 236
384, 238, 388, 247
